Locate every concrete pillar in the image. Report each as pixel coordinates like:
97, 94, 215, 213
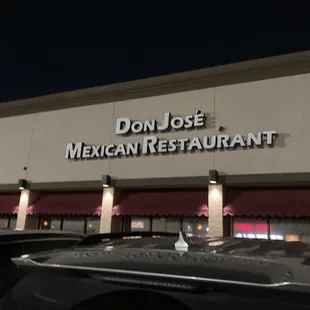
16, 190, 30, 230
99, 187, 115, 233
208, 184, 224, 237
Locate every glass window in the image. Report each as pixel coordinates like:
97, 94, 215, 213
86, 216, 100, 235
233, 218, 269, 239
8, 216, 17, 229
270, 219, 310, 242
25, 215, 39, 229
166, 217, 181, 233
152, 218, 166, 231
63, 217, 85, 234
50, 217, 62, 231
40, 216, 52, 230
131, 217, 150, 231
0, 216, 9, 229
183, 217, 208, 237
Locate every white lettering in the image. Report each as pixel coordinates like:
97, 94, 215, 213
65, 142, 83, 159
131, 121, 144, 133
143, 120, 156, 132
115, 118, 131, 135
66, 120, 279, 160
114, 144, 126, 156
188, 137, 202, 151
263, 130, 277, 145
217, 135, 230, 148
170, 116, 184, 129
100, 145, 105, 157
203, 136, 216, 149
106, 145, 115, 156
127, 142, 140, 155
158, 140, 168, 153
142, 136, 158, 154
116, 111, 207, 135
82, 146, 92, 158
90, 145, 101, 158
184, 115, 194, 128
168, 139, 178, 152
193, 110, 206, 127
178, 138, 189, 151
157, 112, 170, 131
247, 132, 262, 146
230, 134, 246, 148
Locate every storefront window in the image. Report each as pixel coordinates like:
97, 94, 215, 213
8, 216, 17, 229
233, 218, 269, 239
40, 216, 52, 230
166, 218, 181, 233
62, 217, 85, 234
152, 218, 166, 231
0, 216, 9, 229
232, 218, 310, 241
26, 215, 39, 229
86, 216, 100, 234
50, 217, 61, 230
131, 217, 150, 231
31, 215, 102, 234
270, 219, 310, 242
183, 217, 208, 237
0, 216, 18, 230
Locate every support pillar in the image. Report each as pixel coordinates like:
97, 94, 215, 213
16, 190, 30, 230
208, 184, 224, 237
99, 187, 115, 233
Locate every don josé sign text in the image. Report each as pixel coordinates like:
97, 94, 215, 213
65, 111, 278, 160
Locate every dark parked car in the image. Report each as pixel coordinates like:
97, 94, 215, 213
2, 231, 310, 309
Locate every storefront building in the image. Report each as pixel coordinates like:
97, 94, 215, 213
1, 51, 310, 240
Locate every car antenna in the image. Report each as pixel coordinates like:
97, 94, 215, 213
175, 231, 188, 252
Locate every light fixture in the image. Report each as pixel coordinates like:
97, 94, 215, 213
18, 179, 28, 190
101, 175, 111, 187
209, 170, 218, 184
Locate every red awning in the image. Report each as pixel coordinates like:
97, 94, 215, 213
224, 188, 310, 217
0, 194, 20, 214
112, 190, 208, 216
27, 192, 102, 215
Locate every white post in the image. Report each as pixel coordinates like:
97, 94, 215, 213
208, 184, 224, 237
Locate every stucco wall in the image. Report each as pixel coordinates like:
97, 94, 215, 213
0, 73, 309, 184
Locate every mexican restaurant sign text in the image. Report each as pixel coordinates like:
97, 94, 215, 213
65, 111, 278, 160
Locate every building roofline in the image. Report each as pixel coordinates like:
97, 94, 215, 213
1, 50, 310, 118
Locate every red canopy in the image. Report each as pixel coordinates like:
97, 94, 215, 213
28, 192, 102, 215
112, 190, 208, 216
224, 188, 310, 217
0, 194, 20, 214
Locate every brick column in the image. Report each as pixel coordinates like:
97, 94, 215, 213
208, 184, 224, 237
99, 187, 115, 233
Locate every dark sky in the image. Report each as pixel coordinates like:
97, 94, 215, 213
0, 13, 309, 102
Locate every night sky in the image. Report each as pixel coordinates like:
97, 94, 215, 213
0, 13, 309, 103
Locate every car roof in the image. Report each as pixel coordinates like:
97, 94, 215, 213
0, 229, 83, 235
15, 232, 310, 288
77, 232, 310, 261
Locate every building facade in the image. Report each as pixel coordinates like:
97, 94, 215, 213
1, 51, 310, 241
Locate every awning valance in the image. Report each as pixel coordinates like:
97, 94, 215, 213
112, 190, 208, 217
27, 192, 102, 215
0, 195, 20, 215
224, 188, 310, 217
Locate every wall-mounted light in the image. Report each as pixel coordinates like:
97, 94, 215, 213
18, 179, 28, 190
209, 170, 218, 184
102, 175, 111, 188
